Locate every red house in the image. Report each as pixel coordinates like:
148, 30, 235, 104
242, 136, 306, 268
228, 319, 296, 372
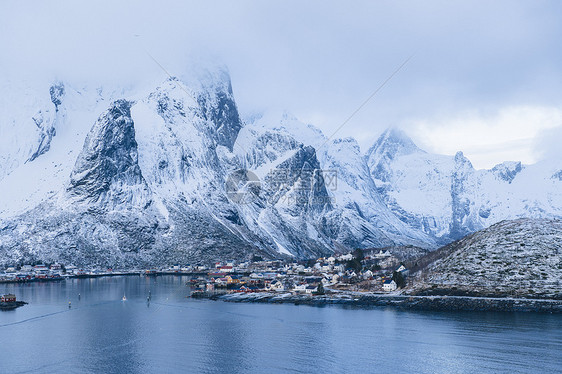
1, 294, 16, 303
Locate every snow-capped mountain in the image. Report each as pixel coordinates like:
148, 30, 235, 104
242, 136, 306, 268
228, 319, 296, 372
0, 67, 560, 266
0, 69, 429, 266
236, 114, 436, 252
366, 128, 562, 243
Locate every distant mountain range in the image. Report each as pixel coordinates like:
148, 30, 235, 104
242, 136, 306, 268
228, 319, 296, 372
366, 128, 562, 243
0, 67, 561, 266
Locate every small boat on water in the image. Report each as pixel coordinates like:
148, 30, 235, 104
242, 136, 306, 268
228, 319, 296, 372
122, 295, 127, 301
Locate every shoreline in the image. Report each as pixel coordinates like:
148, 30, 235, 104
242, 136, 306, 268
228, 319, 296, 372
0, 271, 214, 284
194, 291, 562, 313
0, 301, 27, 311
3, 273, 560, 313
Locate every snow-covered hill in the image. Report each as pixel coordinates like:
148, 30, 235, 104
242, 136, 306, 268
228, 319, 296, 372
409, 218, 562, 298
366, 128, 562, 243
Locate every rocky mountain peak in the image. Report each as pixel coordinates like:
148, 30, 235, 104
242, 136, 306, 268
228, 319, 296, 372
367, 127, 421, 162
49, 82, 65, 111
187, 66, 242, 152
68, 99, 151, 209
366, 127, 423, 185
492, 161, 522, 183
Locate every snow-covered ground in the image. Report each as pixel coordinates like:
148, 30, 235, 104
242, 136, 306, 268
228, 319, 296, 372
411, 218, 562, 298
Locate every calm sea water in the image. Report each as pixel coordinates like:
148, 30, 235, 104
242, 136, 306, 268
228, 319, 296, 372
0, 276, 560, 374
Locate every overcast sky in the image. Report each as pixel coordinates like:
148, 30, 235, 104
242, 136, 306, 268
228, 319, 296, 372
2, 0, 561, 169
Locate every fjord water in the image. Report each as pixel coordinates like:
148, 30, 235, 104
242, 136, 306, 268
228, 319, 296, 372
0, 276, 560, 374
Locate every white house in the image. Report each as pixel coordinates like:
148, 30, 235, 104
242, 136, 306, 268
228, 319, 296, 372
396, 265, 409, 276
33, 264, 49, 274
333, 264, 345, 273
375, 250, 391, 259
293, 283, 307, 292
321, 265, 332, 272
267, 280, 285, 292
305, 285, 317, 294
338, 253, 353, 261
218, 266, 234, 273
382, 279, 397, 292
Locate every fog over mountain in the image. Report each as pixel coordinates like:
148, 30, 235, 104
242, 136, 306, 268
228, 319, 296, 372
0, 69, 560, 266
2, 0, 562, 168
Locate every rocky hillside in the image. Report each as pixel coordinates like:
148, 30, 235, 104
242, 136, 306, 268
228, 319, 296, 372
408, 219, 562, 299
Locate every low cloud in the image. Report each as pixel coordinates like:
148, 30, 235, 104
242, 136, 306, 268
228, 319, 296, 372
1, 0, 561, 167
533, 125, 562, 162
406, 106, 562, 169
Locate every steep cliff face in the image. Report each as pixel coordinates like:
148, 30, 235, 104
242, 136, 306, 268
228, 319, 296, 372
196, 76, 242, 151
68, 99, 152, 209
0, 100, 164, 266
449, 151, 474, 239
319, 136, 436, 249
366, 128, 456, 240
27, 83, 65, 163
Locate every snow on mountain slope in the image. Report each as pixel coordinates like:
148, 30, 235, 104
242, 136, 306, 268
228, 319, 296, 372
0, 81, 57, 181
1, 69, 368, 266
1, 68, 560, 266
232, 119, 338, 257
238, 115, 436, 249
0, 83, 117, 217
319, 137, 436, 248
410, 218, 562, 298
366, 128, 562, 242
0, 73, 276, 266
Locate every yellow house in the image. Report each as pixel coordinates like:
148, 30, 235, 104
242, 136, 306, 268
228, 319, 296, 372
226, 275, 242, 284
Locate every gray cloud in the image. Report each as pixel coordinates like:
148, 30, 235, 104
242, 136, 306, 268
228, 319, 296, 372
2, 0, 561, 162
534, 126, 562, 162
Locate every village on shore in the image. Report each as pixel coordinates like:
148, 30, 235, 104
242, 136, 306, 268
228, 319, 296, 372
0, 249, 410, 303
3, 248, 562, 313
